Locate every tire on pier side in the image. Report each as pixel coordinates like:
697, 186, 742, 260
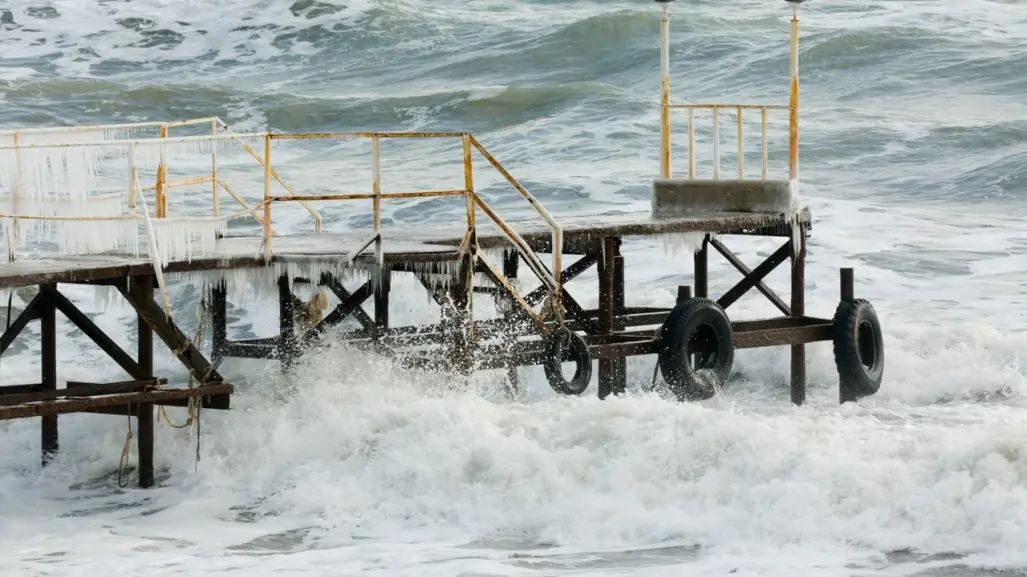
542, 327, 593, 396
657, 297, 734, 402
832, 298, 884, 398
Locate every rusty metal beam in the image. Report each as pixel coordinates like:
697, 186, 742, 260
0, 290, 44, 356
710, 238, 791, 316
116, 279, 224, 385
0, 378, 167, 406
0, 383, 234, 420
523, 253, 597, 307
320, 277, 375, 331
48, 288, 146, 379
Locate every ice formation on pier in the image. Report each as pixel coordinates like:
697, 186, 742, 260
0, 127, 234, 261
660, 231, 715, 256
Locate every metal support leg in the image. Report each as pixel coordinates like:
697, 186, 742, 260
694, 236, 708, 298
375, 269, 390, 334
449, 254, 475, 375
133, 275, 155, 488
210, 281, 227, 369
598, 237, 626, 399
502, 251, 519, 395
278, 275, 296, 372
791, 234, 807, 405
40, 284, 57, 466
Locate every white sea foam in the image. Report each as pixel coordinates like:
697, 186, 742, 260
1, 0, 1026, 575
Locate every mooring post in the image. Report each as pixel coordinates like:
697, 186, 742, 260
677, 285, 692, 303
277, 275, 297, 372
840, 267, 854, 303
597, 237, 626, 399
133, 274, 155, 489
39, 283, 57, 466
790, 231, 807, 406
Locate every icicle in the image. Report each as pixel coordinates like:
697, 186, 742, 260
166, 258, 373, 305
93, 285, 118, 313
0, 193, 125, 218
46, 218, 141, 255
149, 217, 228, 267
661, 231, 714, 256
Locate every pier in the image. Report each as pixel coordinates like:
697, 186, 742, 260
0, 0, 883, 488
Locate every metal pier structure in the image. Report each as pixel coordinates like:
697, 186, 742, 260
0, 0, 883, 488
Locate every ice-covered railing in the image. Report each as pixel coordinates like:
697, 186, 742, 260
656, 1, 802, 184
0, 129, 278, 263
0, 117, 324, 238
261, 131, 565, 322
0, 122, 566, 323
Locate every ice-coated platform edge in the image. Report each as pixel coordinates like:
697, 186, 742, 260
651, 178, 794, 216
0, 210, 808, 290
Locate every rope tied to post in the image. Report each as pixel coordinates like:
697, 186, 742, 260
159, 296, 209, 430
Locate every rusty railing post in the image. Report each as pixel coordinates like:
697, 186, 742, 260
211, 120, 220, 217
658, 0, 672, 179
263, 133, 272, 260
156, 124, 168, 218
788, 1, 801, 183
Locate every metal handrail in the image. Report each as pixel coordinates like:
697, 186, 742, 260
257, 132, 564, 316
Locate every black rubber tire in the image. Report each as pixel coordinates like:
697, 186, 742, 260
657, 297, 734, 402
542, 328, 592, 396
832, 298, 884, 398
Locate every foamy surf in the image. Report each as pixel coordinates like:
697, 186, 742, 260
2, 0, 1027, 575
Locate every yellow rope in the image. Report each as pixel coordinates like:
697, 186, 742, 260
117, 411, 133, 489
298, 288, 330, 333
159, 403, 193, 428
158, 296, 209, 430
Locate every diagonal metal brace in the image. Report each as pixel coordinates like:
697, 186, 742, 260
0, 290, 44, 357
710, 238, 791, 316
117, 281, 223, 384
716, 241, 792, 311
48, 288, 147, 379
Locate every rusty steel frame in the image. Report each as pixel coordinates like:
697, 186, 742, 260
205, 222, 830, 406
0, 276, 234, 488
